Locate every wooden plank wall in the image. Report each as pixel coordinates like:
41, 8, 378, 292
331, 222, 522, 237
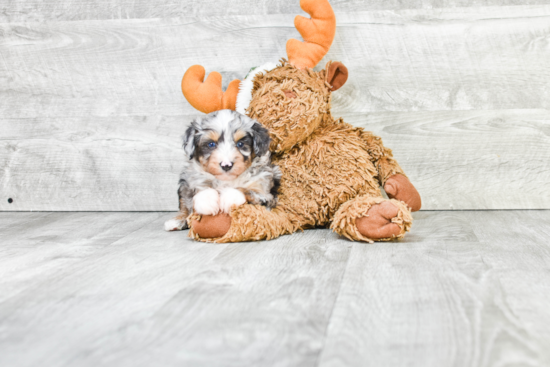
1, 1, 549, 211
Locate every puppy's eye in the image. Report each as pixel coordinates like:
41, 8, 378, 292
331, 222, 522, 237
208, 142, 217, 148
236, 141, 244, 148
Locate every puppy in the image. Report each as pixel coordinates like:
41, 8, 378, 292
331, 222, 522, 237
164, 109, 281, 232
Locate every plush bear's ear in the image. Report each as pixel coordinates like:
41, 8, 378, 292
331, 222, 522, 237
325, 61, 348, 91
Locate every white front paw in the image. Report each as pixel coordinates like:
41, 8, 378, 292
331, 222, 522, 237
219, 188, 246, 213
193, 188, 220, 215
164, 218, 187, 232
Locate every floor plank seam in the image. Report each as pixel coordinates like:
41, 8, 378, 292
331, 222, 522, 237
313, 242, 354, 367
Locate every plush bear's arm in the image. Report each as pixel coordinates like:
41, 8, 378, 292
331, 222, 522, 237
359, 131, 422, 211
359, 131, 405, 185
189, 204, 299, 243
384, 174, 422, 212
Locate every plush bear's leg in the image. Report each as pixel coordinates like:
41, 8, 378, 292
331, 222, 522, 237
331, 196, 412, 243
188, 205, 298, 243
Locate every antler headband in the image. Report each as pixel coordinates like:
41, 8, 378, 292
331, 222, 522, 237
286, 0, 336, 69
181, 0, 336, 113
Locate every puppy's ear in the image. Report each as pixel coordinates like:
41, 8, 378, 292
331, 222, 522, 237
183, 122, 199, 159
251, 122, 270, 156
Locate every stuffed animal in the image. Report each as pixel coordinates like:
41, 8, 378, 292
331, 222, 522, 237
180, 0, 421, 243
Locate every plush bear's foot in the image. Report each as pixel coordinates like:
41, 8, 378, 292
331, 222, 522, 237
189, 205, 297, 243
331, 196, 413, 243
190, 213, 232, 239
355, 201, 402, 239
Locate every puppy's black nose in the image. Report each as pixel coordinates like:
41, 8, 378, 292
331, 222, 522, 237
220, 162, 233, 171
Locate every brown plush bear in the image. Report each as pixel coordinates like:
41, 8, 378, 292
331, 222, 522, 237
180, 0, 421, 243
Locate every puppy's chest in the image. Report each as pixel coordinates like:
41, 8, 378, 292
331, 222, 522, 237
273, 128, 380, 199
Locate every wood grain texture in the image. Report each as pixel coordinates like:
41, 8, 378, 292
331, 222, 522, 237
318, 210, 550, 367
1, 211, 549, 366
0, 213, 351, 367
1, 6, 549, 118
0, 211, 52, 232
344, 109, 550, 210
1, 109, 549, 211
0, 212, 163, 302
2, 0, 549, 21
1, 4, 550, 210
0, 116, 185, 211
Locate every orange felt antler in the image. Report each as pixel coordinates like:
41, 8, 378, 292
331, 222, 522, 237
181, 65, 241, 114
286, 0, 336, 69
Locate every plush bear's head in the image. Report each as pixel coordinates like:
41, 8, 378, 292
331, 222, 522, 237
246, 60, 347, 153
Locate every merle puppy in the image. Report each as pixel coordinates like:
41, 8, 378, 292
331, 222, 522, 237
165, 109, 281, 231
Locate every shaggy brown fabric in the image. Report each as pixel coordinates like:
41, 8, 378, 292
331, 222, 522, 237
248, 61, 331, 153
190, 61, 420, 243
189, 206, 298, 243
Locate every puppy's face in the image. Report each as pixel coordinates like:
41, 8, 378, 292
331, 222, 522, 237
184, 110, 270, 181
196, 128, 252, 181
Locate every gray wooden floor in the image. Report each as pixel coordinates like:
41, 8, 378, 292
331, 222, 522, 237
1, 211, 550, 366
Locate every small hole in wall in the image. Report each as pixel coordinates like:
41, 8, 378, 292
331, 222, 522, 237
7, 198, 13, 204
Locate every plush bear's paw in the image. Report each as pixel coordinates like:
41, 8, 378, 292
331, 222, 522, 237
355, 201, 402, 239
384, 174, 422, 212
193, 188, 220, 215
191, 213, 232, 239
219, 188, 246, 213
